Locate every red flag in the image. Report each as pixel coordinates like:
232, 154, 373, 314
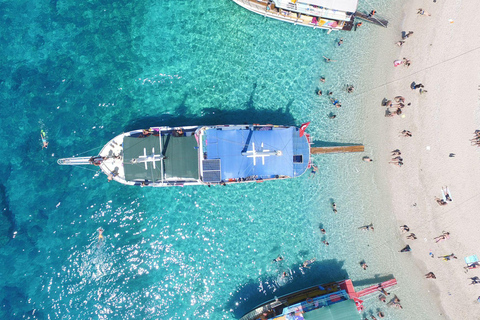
299, 122, 310, 137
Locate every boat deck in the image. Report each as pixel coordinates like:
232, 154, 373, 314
231, 0, 352, 30
99, 133, 128, 184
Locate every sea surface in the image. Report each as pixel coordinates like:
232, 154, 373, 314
0, 0, 443, 319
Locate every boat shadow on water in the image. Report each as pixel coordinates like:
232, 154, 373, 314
225, 259, 349, 319
124, 96, 297, 132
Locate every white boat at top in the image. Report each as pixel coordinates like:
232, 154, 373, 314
231, 0, 358, 31
58, 124, 311, 187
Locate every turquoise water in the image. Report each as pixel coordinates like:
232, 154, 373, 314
0, 0, 443, 319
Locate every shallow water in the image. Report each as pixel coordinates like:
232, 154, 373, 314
0, 0, 443, 319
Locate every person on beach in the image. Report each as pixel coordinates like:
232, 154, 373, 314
379, 287, 390, 296
323, 56, 336, 62
465, 262, 480, 272
402, 57, 411, 67
389, 160, 403, 167
332, 202, 337, 214
273, 256, 284, 262
377, 311, 385, 318
363, 156, 373, 162
400, 245, 411, 252
346, 85, 354, 93
439, 253, 457, 261
434, 231, 450, 243
442, 186, 452, 201
395, 96, 405, 103
400, 130, 412, 137
391, 149, 401, 155
379, 294, 387, 302
425, 272, 436, 279
396, 40, 405, 47
470, 276, 480, 285
435, 197, 448, 206
400, 225, 410, 233
406, 233, 417, 240
360, 261, 368, 270
417, 8, 431, 16
402, 31, 414, 39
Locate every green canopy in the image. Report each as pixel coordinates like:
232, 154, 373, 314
303, 300, 360, 320
122, 134, 199, 182
162, 135, 199, 180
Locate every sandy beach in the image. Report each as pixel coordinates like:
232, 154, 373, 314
364, 0, 480, 318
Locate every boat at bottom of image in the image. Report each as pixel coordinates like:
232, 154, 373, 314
240, 277, 397, 320
57, 124, 311, 187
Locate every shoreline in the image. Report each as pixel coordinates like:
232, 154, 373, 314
363, 0, 480, 318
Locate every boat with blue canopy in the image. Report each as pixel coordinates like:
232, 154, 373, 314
57, 124, 311, 187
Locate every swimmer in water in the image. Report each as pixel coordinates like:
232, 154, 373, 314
41, 130, 48, 149
98, 227, 104, 240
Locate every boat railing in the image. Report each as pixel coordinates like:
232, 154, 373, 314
57, 156, 94, 166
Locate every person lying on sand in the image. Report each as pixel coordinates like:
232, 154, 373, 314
469, 276, 480, 285
400, 130, 412, 137
389, 160, 403, 167
425, 272, 436, 279
435, 197, 448, 206
439, 253, 457, 261
442, 186, 452, 201
391, 149, 401, 155
417, 8, 431, 16
465, 262, 480, 273
379, 287, 390, 296
400, 245, 411, 252
406, 233, 417, 240
400, 225, 410, 233
434, 231, 450, 243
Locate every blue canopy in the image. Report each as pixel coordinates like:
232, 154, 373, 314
204, 127, 309, 180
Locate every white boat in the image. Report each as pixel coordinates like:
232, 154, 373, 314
58, 124, 311, 187
231, 0, 358, 31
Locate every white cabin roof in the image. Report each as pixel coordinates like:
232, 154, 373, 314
276, 0, 358, 13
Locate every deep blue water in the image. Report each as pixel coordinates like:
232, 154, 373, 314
0, 0, 441, 319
